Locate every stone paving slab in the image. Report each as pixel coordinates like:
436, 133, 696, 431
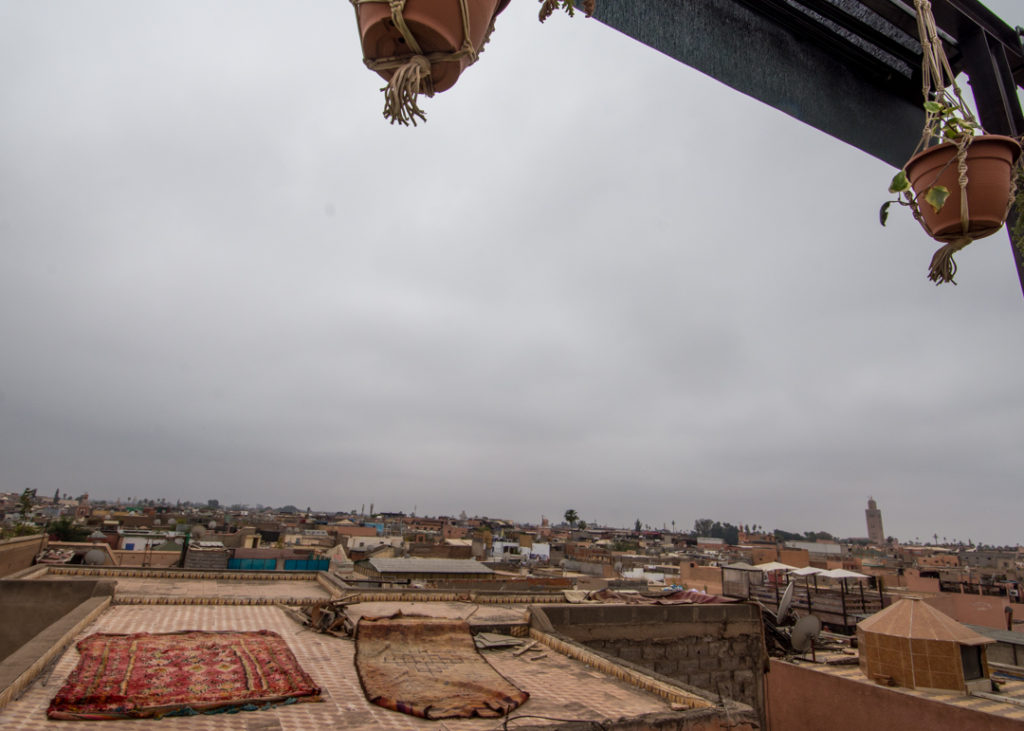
0, 605, 677, 731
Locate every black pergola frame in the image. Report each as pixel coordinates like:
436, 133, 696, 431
591, 0, 1024, 295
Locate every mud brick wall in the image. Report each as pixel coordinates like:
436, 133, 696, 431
537, 603, 767, 724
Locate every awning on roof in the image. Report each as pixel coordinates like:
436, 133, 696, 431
788, 566, 825, 576
753, 561, 797, 572
821, 568, 869, 579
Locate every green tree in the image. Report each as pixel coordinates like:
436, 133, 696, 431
18, 488, 36, 521
693, 518, 714, 536
774, 528, 802, 542
634, 518, 642, 532
578, 520, 588, 531
46, 517, 90, 542
564, 509, 578, 529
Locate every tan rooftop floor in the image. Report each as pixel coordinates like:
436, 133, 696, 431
0, 604, 677, 731
44, 575, 332, 603
806, 654, 1024, 723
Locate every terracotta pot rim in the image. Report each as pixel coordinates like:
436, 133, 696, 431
905, 133, 1022, 168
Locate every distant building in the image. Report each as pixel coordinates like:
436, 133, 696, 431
355, 557, 495, 583
866, 498, 884, 546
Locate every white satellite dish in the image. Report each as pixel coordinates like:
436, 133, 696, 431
791, 615, 822, 652
777, 582, 796, 624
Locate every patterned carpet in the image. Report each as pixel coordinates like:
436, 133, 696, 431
48, 630, 322, 720
355, 615, 529, 719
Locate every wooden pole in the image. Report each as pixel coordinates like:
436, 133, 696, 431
840, 580, 848, 630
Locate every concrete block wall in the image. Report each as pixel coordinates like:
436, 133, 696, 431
536, 603, 767, 723
582, 632, 763, 707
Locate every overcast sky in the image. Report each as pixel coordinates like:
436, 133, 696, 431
2, 1, 1022, 545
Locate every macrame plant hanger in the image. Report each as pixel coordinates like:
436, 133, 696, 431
908, 0, 1020, 284
351, 0, 493, 126
910, 0, 978, 283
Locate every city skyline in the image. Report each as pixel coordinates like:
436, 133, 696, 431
8, 489, 1013, 548
2, 1, 1023, 547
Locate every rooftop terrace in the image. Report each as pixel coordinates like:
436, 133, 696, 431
0, 567, 759, 730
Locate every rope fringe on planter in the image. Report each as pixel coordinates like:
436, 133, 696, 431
915, 0, 975, 284
381, 55, 433, 126
352, 0, 488, 125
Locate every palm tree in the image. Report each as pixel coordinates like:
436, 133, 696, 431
564, 509, 578, 529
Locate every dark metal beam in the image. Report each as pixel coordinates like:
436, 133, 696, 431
592, 0, 1024, 295
959, 24, 1023, 137
731, 0, 918, 96
957, 22, 1024, 296
592, 0, 924, 167
856, 0, 963, 70
796, 0, 920, 66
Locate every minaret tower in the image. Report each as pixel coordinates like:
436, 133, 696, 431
866, 497, 885, 545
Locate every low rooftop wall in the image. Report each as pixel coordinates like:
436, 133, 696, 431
0, 579, 115, 662
0, 535, 46, 578
533, 602, 766, 728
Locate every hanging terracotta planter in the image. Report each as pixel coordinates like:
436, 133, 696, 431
879, 0, 1024, 284
904, 134, 1021, 243
352, 0, 511, 125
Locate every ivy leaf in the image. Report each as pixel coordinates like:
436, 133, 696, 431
923, 101, 943, 113
888, 170, 910, 194
879, 201, 893, 227
924, 185, 950, 213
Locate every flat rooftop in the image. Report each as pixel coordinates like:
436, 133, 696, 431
787, 652, 1024, 724
1, 604, 692, 731
0, 566, 758, 729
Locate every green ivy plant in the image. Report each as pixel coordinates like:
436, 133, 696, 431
879, 99, 979, 228
539, 0, 595, 22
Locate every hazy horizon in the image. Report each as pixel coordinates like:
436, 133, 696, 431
2, 1, 1023, 546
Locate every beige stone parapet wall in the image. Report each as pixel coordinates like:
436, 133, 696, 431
0, 535, 46, 578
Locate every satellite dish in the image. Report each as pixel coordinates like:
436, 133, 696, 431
84, 549, 106, 566
777, 582, 796, 624
791, 615, 822, 652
